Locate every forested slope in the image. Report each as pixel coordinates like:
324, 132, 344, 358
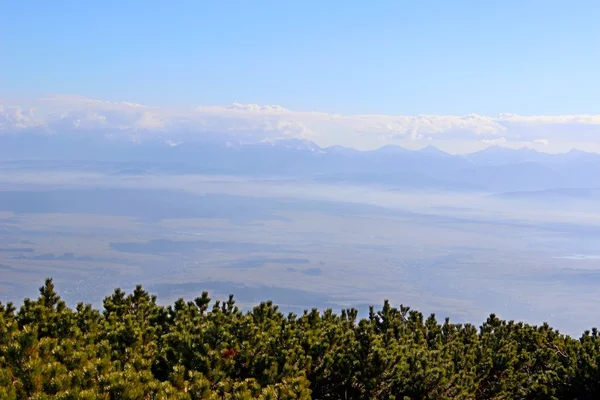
1, 279, 600, 399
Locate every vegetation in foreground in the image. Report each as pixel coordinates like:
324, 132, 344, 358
1, 279, 600, 399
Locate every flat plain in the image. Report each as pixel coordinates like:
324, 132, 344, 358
2, 168, 600, 336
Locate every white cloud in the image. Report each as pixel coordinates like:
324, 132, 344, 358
0, 105, 38, 129
224, 103, 291, 113
135, 112, 166, 130
482, 137, 508, 146
1, 95, 599, 153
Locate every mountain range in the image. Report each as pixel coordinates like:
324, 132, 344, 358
1, 133, 599, 193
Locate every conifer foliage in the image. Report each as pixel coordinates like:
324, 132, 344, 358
0, 278, 599, 399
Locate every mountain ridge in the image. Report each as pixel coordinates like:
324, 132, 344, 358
2, 133, 599, 193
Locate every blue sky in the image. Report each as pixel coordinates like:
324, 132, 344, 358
2, 0, 599, 116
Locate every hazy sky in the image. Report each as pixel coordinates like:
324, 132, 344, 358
1, 0, 600, 153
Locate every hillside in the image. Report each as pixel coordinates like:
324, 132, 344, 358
1, 279, 600, 399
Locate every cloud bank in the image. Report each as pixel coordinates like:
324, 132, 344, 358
1, 94, 600, 154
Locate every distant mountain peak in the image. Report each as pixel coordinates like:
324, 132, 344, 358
477, 145, 509, 153
416, 145, 449, 156
264, 138, 324, 153
325, 145, 360, 155
472, 145, 540, 156
371, 144, 409, 154
567, 148, 592, 155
